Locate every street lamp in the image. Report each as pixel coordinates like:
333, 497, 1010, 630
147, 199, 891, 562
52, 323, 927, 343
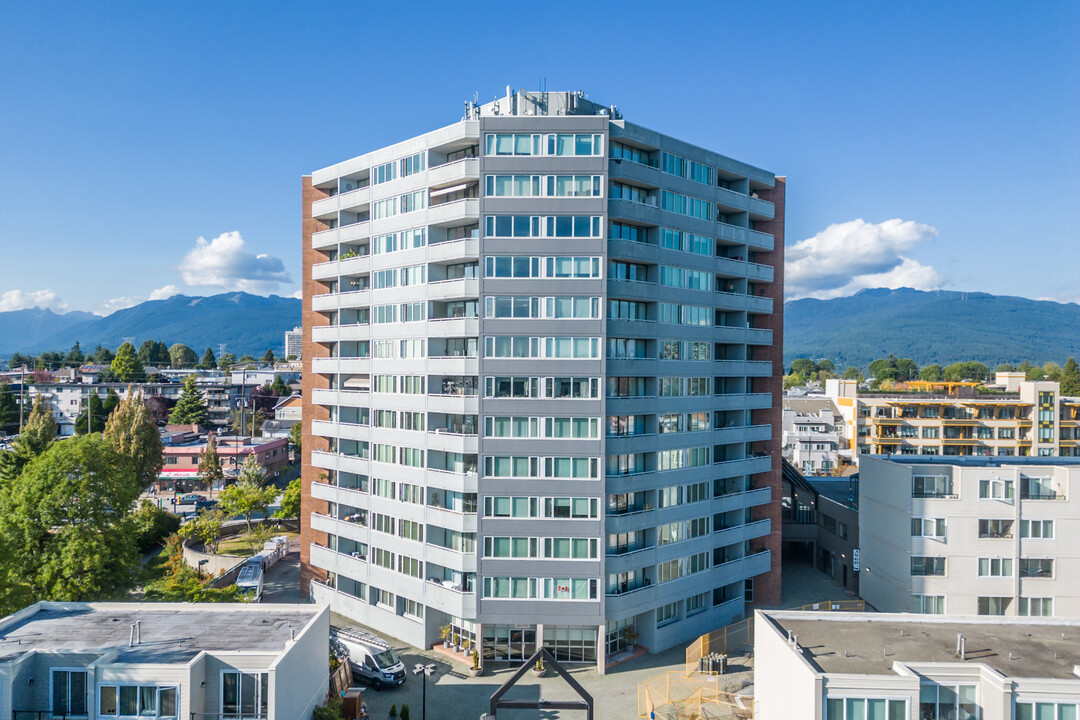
412, 663, 436, 720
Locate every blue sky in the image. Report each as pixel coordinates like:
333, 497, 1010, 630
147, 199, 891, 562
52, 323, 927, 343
0, 1, 1076, 314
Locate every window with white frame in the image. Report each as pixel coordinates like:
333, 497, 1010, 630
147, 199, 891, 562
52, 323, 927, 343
910, 594, 945, 614
911, 517, 947, 538
825, 697, 907, 720
98, 685, 179, 719
1020, 519, 1054, 538
1018, 597, 1054, 616
978, 557, 1013, 577
978, 478, 1014, 500
1015, 702, 1077, 720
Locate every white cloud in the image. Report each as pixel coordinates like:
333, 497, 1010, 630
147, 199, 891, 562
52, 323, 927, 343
289, 288, 302, 299
786, 218, 943, 300
178, 231, 292, 293
0, 289, 69, 313
149, 284, 181, 300
95, 296, 143, 316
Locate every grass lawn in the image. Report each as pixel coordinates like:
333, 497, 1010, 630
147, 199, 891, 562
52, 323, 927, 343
217, 531, 298, 557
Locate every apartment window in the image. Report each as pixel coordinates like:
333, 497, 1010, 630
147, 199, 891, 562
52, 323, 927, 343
1016, 703, 1078, 720
545, 497, 598, 519
1018, 597, 1054, 617
910, 594, 945, 614
485, 133, 542, 156
544, 537, 598, 559
99, 686, 178, 719
919, 685, 977, 720
606, 377, 647, 397
977, 557, 1013, 577
486, 174, 541, 197
52, 669, 88, 717
912, 475, 951, 498
979, 478, 1014, 500
744, 578, 754, 602
484, 496, 539, 518
1020, 558, 1053, 578
547, 133, 603, 156
686, 592, 708, 616
910, 556, 946, 576
402, 598, 424, 620
610, 222, 649, 243
221, 671, 269, 720
656, 600, 680, 626
610, 141, 654, 166
978, 519, 1013, 538
1020, 519, 1054, 538
977, 596, 1011, 615
825, 698, 907, 720
911, 517, 946, 538
1022, 476, 1058, 500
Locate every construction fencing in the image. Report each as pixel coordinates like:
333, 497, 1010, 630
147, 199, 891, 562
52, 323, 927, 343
641, 599, 867, 719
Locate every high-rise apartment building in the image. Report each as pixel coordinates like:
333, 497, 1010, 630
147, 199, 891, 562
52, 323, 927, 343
284, 326, 303, 360
300, 89, 784, 671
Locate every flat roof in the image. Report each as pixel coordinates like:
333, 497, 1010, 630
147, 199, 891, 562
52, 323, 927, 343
807, 478, 858, 508
869, 455, 1080, 469
765, 612, 1080, 679
0, 603, 321, 664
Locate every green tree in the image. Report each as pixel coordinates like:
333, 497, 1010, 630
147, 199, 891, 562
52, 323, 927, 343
137, 339, 159, 366
288, 421, 302, 454
169, 377, 210, 427
144, 534, 245, 602
102, 388, 121, 418
178, 508, 226, 554
198, 432, 225, 492
894, 358, 919, 381
0, 396, 57, 491
1060, 357, 1080, 396
0, 435, 141, 603
0, 383, 17, 434
103, 387, 165, 491
91, 345, 115, 364
842, 366, 864, 381
169, 343, 198, 368
789, 358, 816, 376
110, 341, 145, 382
919, 364, 944, 382
1017, 360, 1041, 380
262, 349, 276, 365
218, 456, 277, 533
269, 375, 290, 397
942, 361, 991, 382
218, 352, 237, 370
230, 406, 269, 437
65, 342, 85, 367
273, 477, 301, 520
1042, 361, 1063, 382
74, 394, 105, 435
131, 499, 181, 553
995, 363, 1015, 373
199, 347, 217, 369
237, 355, 256, 364
868, 355, 900, 381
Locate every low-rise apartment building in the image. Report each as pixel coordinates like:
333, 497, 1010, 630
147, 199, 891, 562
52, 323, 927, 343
755, 609, 1080, 720
827, 376, 1080, 460
159, 431, 290, 492
859, 456, 1080, 617
782, 396, 844, 474
0, 602, 329, 720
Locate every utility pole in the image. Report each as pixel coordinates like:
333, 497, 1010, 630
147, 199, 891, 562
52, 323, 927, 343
18, 366, 24, 433
240, 368, 246, 439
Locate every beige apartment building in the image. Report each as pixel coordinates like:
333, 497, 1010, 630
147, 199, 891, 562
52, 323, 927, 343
826, 374, 1080, 459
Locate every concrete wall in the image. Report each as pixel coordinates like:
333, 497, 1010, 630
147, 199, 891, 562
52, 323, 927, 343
753, 611, 820, 720
858, 457, 915, 611
268, 606, 330, 720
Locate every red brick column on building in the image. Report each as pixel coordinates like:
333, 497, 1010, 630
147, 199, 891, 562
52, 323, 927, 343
749, 177, 786, 607
300, 175, 331, 594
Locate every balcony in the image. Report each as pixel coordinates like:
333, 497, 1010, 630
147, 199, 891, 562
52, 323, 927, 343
311, 357, 371, 375
427, 317, 480, 337
713, 518, 772, 547
310, 541, 368, 580
427, 356, 479, 376
312, 324, 370, 343
715, 256, 774, 283
426, 429, 479, 454
311, 220, 371, 249
310, 479, 367, 507
714, 359, 772, 377
714, 291, 774, 314
427, 157, 480, 188
713, 392, 772, 411
311, 184, 372, 218
428, 277, 480, 301
428, 237, 480, 262
312, 290, 371, 312
311, 388, 369, 408
714, 454, 772, 478
311, 419, 370, 442
427, 198, 479, 227
310, 450, 368, 476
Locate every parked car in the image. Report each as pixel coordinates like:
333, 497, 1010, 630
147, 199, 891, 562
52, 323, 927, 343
177, 493, 201, 505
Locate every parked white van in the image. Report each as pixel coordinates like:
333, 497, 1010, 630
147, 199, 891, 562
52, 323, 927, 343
331, 626, 406, 690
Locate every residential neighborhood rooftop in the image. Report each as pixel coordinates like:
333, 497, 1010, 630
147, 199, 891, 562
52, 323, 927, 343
0, 602, 321, 664
763, 611, 1080, 679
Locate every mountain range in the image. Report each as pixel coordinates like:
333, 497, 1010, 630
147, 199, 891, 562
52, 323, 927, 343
0, 292, 300, 357
784, 288, 1080, 369
2, 287, 1077, 370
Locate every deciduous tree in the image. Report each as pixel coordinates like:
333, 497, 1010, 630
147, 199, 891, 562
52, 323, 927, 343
103, 387, 165, 491
169, 343, 198, 369
273, 477, 301, 520
198, 432, 225, 492
0, 435, 140, 603
218, 456, 277, 533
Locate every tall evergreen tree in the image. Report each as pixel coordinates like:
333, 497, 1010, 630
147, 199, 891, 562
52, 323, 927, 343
0, 383, 17, 435
20, 396, 57, 452
91, 345, 115, 364
65, 342, 85, 367
110, 341, 145, 382
75, 394, 105, 435
262, 349, 276, 364
103, 387, 165, 491
137, 340, 158, 366
168, 377, 209, 427
1060, 357, 1080, 396
199, 347, 217, 370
